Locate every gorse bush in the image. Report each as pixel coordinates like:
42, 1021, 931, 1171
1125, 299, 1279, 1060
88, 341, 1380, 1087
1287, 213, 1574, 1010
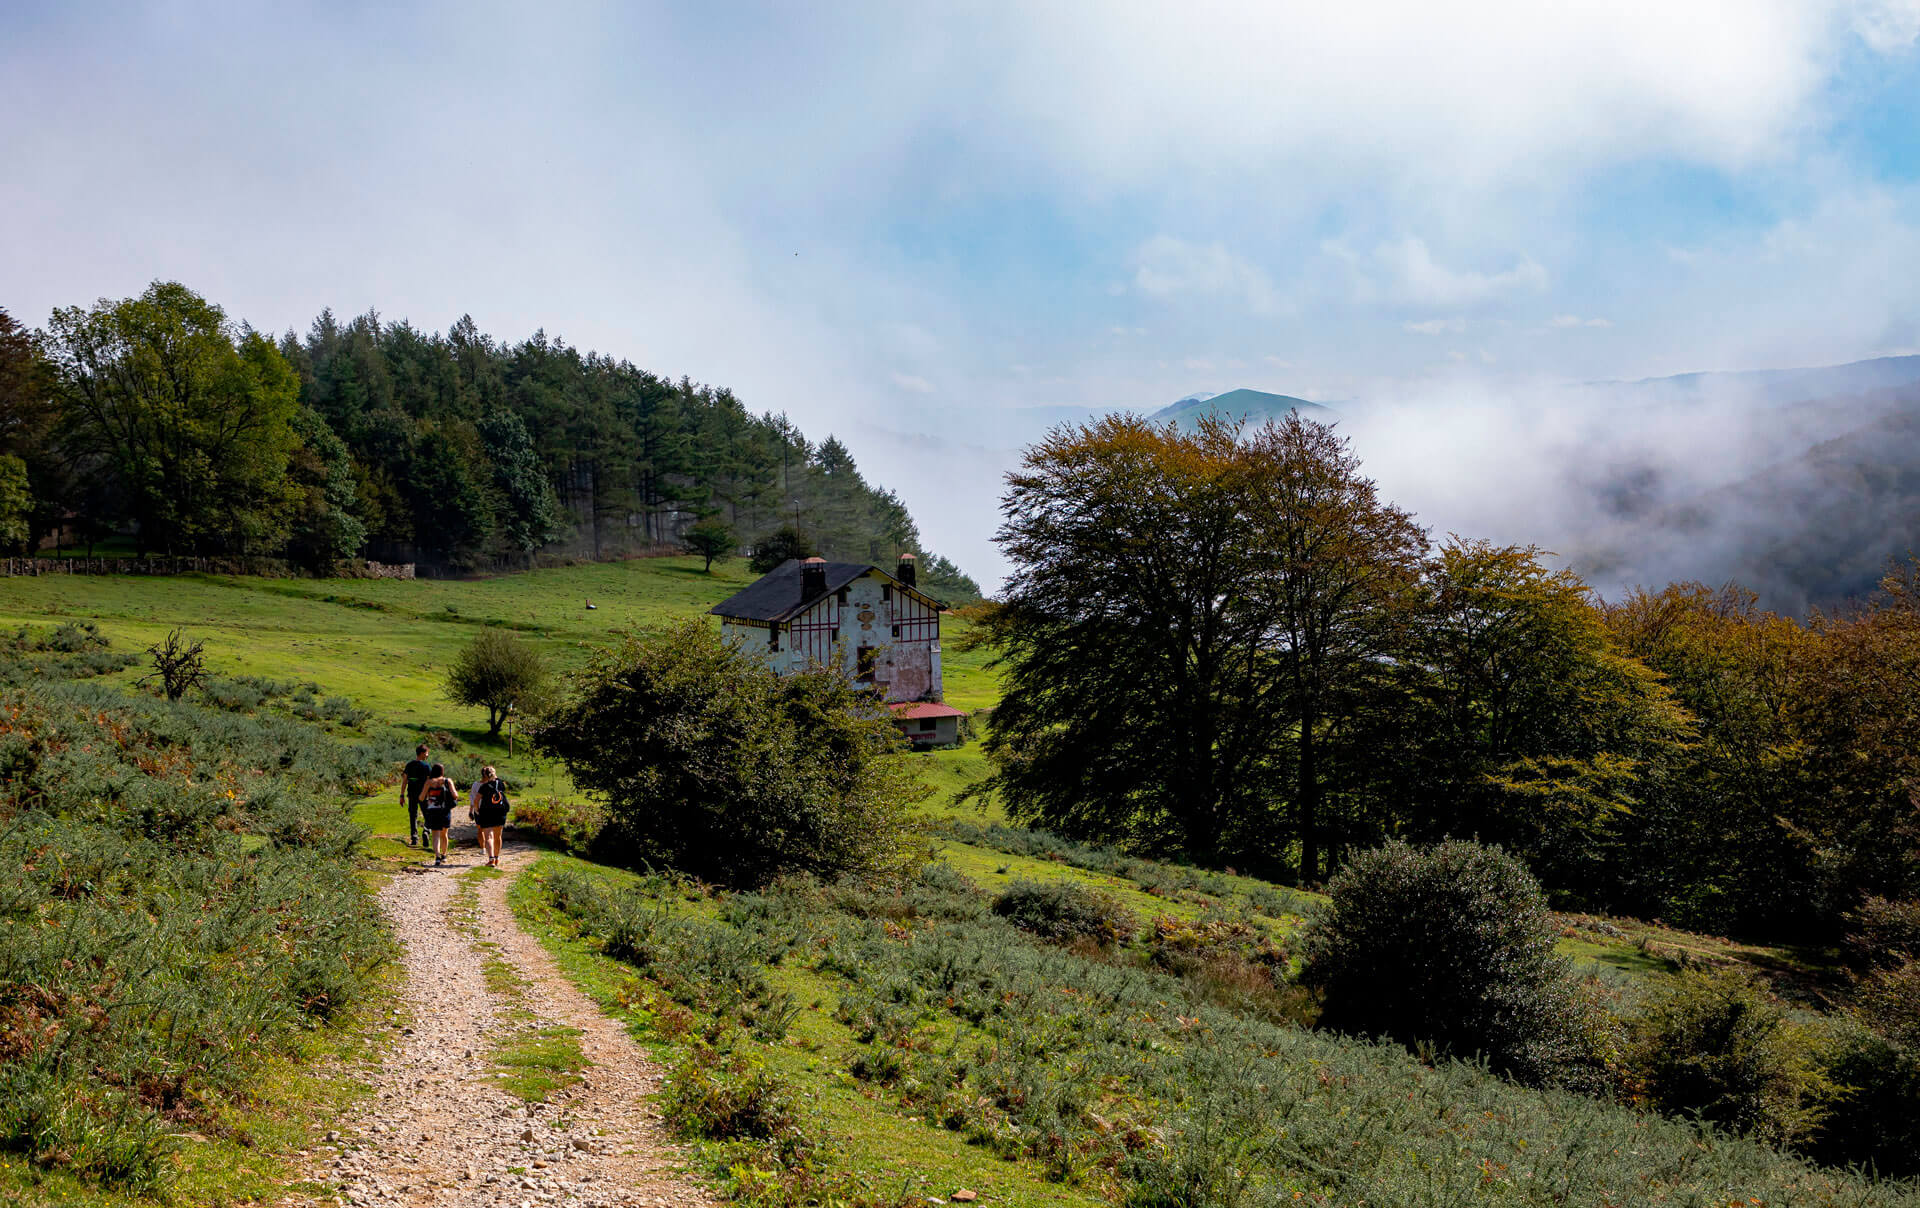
991, 878, 1137, 944
530, 620, 919, 888
0, 646, 391, 1191
1629, 970, 1833, 1147
1301, 839, 1620, 1090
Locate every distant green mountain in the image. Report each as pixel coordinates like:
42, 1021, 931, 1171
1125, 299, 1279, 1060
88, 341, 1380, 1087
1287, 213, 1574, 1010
1151, 387, 1335, 429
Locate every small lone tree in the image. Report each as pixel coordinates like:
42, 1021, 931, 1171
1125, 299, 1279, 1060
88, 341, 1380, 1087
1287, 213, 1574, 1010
140, 629, 208, 701
447, 628, 551, 737
749, 525, 816, 574
684, 521, 737, 572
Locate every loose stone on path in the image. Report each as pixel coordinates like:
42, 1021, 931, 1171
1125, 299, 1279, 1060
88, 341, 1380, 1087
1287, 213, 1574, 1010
280, 833, 717, 1208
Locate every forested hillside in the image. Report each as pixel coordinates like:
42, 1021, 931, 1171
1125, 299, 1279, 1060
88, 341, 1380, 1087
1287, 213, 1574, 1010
0, 285, 981, 601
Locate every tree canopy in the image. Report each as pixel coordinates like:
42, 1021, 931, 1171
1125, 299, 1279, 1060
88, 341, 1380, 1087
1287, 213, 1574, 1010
5, 283, 983, 598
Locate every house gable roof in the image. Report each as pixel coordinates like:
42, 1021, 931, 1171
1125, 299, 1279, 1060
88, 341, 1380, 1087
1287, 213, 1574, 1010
708, 559, 930, 624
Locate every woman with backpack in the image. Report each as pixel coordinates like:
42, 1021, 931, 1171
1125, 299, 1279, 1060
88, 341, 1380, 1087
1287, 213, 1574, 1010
469, 765, 510, 867
420, 762, 458, 867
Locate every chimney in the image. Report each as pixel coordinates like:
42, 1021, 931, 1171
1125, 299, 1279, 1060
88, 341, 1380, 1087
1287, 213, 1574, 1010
896, 553, 917, 588
800, 556, 827, 602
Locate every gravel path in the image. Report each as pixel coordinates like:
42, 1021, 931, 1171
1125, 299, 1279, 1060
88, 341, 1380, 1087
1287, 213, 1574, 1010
284, 830, 717, 1208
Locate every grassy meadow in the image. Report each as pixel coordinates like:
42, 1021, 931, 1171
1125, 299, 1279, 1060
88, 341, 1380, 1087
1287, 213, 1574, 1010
4, 558, 1906, 1208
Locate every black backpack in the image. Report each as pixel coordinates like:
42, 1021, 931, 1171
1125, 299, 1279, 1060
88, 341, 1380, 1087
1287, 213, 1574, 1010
478, 779, 506, 809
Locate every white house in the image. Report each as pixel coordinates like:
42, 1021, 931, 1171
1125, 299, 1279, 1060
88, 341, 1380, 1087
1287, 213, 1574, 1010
709, 554, 966, 747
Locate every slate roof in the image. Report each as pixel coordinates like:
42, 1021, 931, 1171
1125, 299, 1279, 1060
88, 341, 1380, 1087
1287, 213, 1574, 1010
708, 559, 877, 623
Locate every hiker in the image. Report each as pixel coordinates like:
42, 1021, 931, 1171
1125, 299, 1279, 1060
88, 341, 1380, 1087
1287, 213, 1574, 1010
469, 765, 509, 867
420, 762, 458, 866
402, 743, 434, 846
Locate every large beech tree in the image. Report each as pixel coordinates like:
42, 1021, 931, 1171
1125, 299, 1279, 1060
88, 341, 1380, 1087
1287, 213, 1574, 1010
974, 413, 1426, 879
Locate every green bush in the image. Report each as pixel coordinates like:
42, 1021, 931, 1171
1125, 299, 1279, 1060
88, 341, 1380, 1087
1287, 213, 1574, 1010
748, 524, 816, 574
991, 878, 1137, 944
1846, 896, 1920, 970
1301, 839, 1619, 1090
511, 793, 608, 853
529, 619, 919, 888
1813, 1013, 1920, 1176
1630, 970, 1833, 1146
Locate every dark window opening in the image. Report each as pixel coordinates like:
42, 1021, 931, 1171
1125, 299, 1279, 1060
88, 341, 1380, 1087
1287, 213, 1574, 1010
891, 624, 901, 637
856, 646, 877, 683
918, 718, 936, 732
882, 585, 892, 602
768, 622, 780, 651
837, 587, 849, 604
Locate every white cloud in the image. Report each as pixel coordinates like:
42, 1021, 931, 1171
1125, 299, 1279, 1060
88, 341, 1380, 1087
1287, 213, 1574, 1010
1549, 314, 1614, 328
1851, 0, 1920, 52
889, 373, 934, 393
1406, 317, 1469, 335
1134, 235, 1286, 317
1367, 238, 1548, 306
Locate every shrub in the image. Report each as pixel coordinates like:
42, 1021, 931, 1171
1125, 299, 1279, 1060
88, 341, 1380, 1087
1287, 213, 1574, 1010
1629, 969, 1832, 1146
1301, 839, 1618, 1089
511, 794, 609, 853
1853, 957, 1920, 1049
447, 627, 551, 736
748, 524, 816, 574
529, 619, 919, 888
0, 659, 392, 1191
138, 628, 207, 700
664, 1045, 805, 1148
1844, 896, 1920, 971
1813, 1013, 1920, 1176
990, 879, 1136, 944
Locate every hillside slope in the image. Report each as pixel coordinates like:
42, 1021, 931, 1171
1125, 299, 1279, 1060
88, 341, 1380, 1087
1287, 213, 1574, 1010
1571, 389, 1920, 611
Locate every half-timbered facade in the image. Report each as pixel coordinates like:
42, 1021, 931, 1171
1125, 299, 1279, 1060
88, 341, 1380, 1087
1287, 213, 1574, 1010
710, 555, 946, 706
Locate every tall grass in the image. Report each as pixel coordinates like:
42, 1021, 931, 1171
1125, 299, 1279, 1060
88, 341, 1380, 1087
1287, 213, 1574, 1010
0, 637, 393, 1192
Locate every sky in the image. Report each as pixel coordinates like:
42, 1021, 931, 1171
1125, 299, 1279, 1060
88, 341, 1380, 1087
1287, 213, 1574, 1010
4, 1, 1920, 588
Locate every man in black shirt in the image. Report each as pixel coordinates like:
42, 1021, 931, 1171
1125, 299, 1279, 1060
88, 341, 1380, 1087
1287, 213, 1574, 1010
402, 743, 434, 846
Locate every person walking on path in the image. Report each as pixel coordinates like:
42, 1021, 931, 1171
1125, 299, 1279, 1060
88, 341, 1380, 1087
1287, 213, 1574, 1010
402, 743, 434, 846
469, 765, 510, 867
420, 762, 459, 866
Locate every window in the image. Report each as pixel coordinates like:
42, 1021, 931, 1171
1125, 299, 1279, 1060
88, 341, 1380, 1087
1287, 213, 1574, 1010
856, 646, 877, 683
891, 624, 901, 638
768, 621, 780, 651
918, 718, 936, 732
837, 587, 849, 604
882, 585, 892, 602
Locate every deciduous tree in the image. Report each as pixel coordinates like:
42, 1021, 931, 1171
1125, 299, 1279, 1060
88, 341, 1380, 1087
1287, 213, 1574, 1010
45, 282, 301, 555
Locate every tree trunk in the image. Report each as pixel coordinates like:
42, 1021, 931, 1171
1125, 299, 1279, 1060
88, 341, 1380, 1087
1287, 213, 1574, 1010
1298, 701, 1320, 884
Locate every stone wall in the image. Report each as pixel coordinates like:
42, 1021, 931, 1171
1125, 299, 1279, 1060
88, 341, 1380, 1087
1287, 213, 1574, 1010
0, 556, 416, 579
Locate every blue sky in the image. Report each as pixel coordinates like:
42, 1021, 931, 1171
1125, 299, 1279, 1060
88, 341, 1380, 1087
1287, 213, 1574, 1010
4, 2, 1919, 584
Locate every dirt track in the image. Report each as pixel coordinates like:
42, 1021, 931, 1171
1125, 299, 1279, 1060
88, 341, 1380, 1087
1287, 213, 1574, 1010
283, 831, 716, 1208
